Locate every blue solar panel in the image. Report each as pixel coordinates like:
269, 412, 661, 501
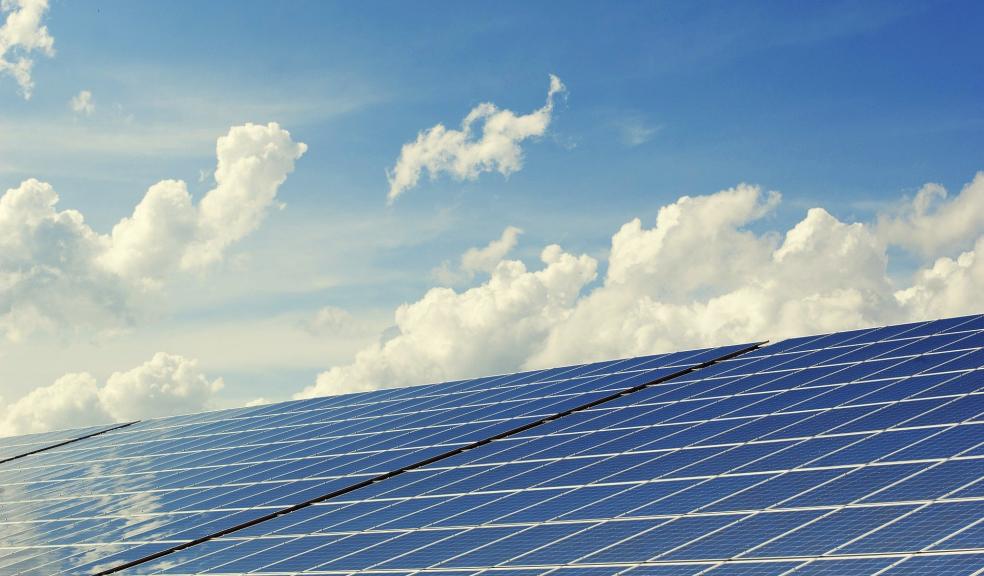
0, 421, 130, 463
97, 314, 983, 575
0, 314, 981, 575
0, 344, 750, 574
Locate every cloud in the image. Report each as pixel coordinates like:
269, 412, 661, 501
530, 198, 897, 367
305, 171, 984, 397
0, 0, 54, 99
605, 184, 782, 297
612, 114, 660, 147
0, 122, 306, 340
895, 236, 984, 320
98, 352, 224, 422
0, 178, 128, 341
433, 225, 523, 285
386, 74, 566, 203
69, 89, 94, 115
877, 173, 984, 257
462, 225, 524, 273
297, 244, 597, 397
303, 305, 367, 336
0, 352, 222, 437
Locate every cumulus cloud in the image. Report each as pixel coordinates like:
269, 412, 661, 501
297, 244, 597, 397
0, 352, 222, 437
605, 185, 781, 297
0, 178, 128, 341
895, 236, 984, 320
877, 173, 984, 257
305, 172, 984, 397
433, 225, 523, 285
69, 89, 94, 115
0, 122, 306, 340
530, 199, 897, 367
386, 74, 566, 203
0, 0, 54, 99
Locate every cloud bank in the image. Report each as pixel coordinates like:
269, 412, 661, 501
304, 171, 984, 397
298, 244, 596, 397
0, 352, 222, 437
0, 122, 306, 341
386, 74, 566, 203
0, 0, 54, 99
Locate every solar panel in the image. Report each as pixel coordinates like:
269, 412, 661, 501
0, 422, 133, 464
0, 344, 752, 575
112, 314, 982, 575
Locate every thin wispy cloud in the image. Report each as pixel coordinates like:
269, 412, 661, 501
612, 113, 661, 147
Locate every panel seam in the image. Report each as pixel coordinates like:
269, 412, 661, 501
0, 421, 138, 467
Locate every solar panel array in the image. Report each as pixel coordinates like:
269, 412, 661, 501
0, 315, 981, 576
0, 345, 751, 575
123, 314, 984, 576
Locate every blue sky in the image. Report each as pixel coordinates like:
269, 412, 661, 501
1, 1, 983, 433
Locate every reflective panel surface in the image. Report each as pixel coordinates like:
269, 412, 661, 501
0, 344, 749, 574
120, 315, 984, 575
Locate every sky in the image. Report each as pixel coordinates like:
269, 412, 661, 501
1, 0, 983, 436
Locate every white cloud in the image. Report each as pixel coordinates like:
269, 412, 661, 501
0, 178, 128, 341
297, 244, 597, 397
69, 89, 95, 115
304, 172, 984, 397
531, 199, 897, 367
0, 122, 306, 340
433, 225, 523, 285
0, 0, 54, 99
895, 236, 984, 320
877, 172, 984, 257
99, 352, 224, 422
605, 184, 781, 298
0, 352, 222, 437
386, 75, 566, 203
462, 225, 524, 274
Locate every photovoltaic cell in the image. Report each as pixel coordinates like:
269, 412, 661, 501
101, 314, 984, 575
0, 344, 748, 574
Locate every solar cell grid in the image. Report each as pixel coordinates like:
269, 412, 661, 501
111, 315, 984, 575
878, 553, 984, 575
0, 422, 132, 464
0, 345, 750, 575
